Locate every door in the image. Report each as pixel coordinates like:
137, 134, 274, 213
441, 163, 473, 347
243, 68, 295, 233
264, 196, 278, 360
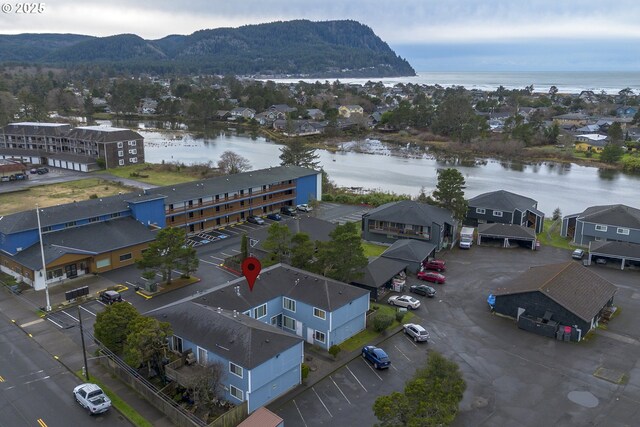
65, 264, 77, 278
306, 328, 314, 344
296, 321, 303, 337
197, 347, 207, 365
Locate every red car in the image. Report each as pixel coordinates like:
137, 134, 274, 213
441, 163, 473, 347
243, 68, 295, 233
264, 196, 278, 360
417, 271, 446, 284
422, 259, 446, 272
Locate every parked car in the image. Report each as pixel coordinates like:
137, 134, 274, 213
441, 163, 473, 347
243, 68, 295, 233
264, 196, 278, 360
266, 213, 282, 221
36, 167, 49, 174
280, 206, 297, 216
571, 249, 585, 260
0, 176, 9, 182
30, 168, 38, 174
99, 290, 122, 304
403, 323, 430, 342
417, 271, 446, 284
361, 345, 391, 369
14, 173, 27, 180
595, 257, 607, 265
297, 204, 313, 212
423, 259, 446, 272
73, 383, 112, 415
388, 295, 421, 309
247, 216, 265, 225
409, 284, 436, 297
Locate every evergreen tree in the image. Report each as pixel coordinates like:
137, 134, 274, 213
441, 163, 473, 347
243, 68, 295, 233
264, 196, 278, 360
279, 139, 321, 169
315, 222, 367, 282
290, 232, 315, 270
431, 168, 468, 223
600, 143, 624, 164
262, 223, 292, 265
136, 227, 197, 284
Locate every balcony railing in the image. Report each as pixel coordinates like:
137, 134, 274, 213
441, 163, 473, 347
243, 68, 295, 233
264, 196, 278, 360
368, 225, 430, 240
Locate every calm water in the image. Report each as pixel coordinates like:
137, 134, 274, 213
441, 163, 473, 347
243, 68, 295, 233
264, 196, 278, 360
142, 130, 640, 215
266, 71, 640, 94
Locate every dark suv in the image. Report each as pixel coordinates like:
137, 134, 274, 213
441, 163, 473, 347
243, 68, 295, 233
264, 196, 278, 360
280, 206, 297, 216
99, 290, 123, 304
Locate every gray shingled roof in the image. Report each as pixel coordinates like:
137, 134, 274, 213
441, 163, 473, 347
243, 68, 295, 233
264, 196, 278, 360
493, 262, 617, 322
579, 204, 640, 229
478, 223, 537, 240
590, 241, 640, 260
3, 122, 71, 137
364, 200, 454, 227
353, 257, 407, 289
468, 190, 538, 212
193, 264, 369, 313
150, 303, 302, 369
248, 217, 336, 251
67, 126, 143, 143
381, 239, 436, 263
11, 217, 156, 270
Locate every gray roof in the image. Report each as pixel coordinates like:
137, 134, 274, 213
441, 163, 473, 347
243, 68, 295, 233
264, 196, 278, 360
477, 223, 537, 240
248, 217, 336, 251
493, 262, 617, 322
193, 264, 369, 313
11, 217, 156, 270
67, 126, 143, 143
352, 256, 407, 289
381, 239, 436, 263
3, 122, 71, 137
590, 241, 640, 261
150, 303, 302, 369
578, 204, 640, 229
468, 190, 539, 212
364, 200, 454, 227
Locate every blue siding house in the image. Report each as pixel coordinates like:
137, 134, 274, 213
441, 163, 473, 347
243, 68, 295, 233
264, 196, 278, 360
466, 190, 545, 234
561, 204, 640, 246
192, 264, 370, 350
152, 303, 304, 413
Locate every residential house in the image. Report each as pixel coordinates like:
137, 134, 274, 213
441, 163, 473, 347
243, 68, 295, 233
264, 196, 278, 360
338, 105, 364, 118
266, 105, 296, 121
552, 113, 591, 127
272, 120, 323, 137
306, 109, 325, 120
362, 200, 457, 250
466, 190, 545, 234
154, 303, 304, 413
492, 262, 617, 341
561, 204, 640, 247
574, 134, 608, 152
230, 107, 256, 120
616, 106, 638, 118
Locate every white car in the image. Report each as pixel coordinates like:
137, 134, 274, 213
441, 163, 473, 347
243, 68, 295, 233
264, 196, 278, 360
403, 323, 430, 342
388, 295, 421, 309
296, 204, 313, 212
73, 383, 111, 415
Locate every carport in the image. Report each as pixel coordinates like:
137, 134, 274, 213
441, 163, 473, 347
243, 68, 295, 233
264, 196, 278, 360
477, 223, 537, 250
588, 240, 640, 270
380, 239, 436, 273
351, 256, 408, 301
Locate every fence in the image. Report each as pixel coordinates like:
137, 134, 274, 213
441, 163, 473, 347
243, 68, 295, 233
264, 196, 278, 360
208, 401, 248, 427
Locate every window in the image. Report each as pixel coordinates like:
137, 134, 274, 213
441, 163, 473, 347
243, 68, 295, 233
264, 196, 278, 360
119, 253, 132, 262
314, 330, 326, 343
117, 142, 123, 148
283, 297, 296, 312
230, 385, 243, 401
475, 208, 485, 214
313, 307, 326, 320
129, 157, 138, 163
111, 212, 121, 218
617, 227, 630, 235
118, 150, 124, 157
283, 315, 296, 331
66, 221, 76, 227
595, 224, 608, 232
41, 226, 52, 232
118, 159, 125, 166
253, 303, 267, 319
128, 140, 137, 146
89, 217, 99, 223
493, 211, 503, 217
129, 148, 137, 155
229, 362, 243, 378
96, 258, 111, 269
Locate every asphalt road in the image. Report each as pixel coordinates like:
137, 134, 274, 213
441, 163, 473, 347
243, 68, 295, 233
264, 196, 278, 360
0, 312, 128, 427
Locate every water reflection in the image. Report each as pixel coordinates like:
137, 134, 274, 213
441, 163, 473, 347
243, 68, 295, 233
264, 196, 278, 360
598, 168, 620, 180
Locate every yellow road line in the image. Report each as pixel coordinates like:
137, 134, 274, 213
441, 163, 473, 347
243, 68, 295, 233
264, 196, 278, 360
37, 419, 47, 427
0, 375, 5, 382
135, 291, 153, 300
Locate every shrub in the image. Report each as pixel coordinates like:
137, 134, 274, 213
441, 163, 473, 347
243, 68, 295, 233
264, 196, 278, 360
89, 194, 98, 199
373, 313, 394, 332
328, 345, 341, 360
301, 363, 310, 381
395, 310, 405, 323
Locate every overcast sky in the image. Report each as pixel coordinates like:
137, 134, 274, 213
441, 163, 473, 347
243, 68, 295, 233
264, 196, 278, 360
2, 0, 639, 71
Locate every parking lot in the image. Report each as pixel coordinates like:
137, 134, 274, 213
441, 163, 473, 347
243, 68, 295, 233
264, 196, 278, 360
272, 245, 640, 427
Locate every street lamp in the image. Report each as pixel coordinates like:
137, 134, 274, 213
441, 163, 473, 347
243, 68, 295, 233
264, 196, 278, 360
35, 204, 51, 311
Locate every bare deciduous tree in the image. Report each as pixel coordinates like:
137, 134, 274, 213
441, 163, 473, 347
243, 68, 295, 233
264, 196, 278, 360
217, 151, 251, 174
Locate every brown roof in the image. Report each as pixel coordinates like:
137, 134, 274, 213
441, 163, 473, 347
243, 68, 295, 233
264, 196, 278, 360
493, 262, 617, 322
238, 407, 283, 427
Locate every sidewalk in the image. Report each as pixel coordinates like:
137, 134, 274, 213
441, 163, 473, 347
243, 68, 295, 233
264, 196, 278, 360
0, 283, 175, 427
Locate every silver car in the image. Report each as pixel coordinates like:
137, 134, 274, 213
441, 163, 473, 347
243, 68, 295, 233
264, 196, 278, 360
388, 295, 421, 309
73, 383, 111, 415
403, 323, 430, 342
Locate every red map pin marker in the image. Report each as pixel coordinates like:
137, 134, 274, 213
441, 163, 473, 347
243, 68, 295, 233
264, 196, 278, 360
241, 257, 261, 291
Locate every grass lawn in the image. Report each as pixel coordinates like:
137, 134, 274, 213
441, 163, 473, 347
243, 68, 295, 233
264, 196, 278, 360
75, 372, 152, 427
339, 302, 414, 352
100, 164, 198, 186
538, 218, 573, 250
0, 179, 137, 215
362, 241, 387, 258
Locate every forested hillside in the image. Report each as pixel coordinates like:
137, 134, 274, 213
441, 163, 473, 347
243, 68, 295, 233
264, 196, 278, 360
0, 20, 415, 77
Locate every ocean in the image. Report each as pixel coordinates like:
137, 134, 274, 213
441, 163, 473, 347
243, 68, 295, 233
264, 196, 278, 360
266, 71, 640, 95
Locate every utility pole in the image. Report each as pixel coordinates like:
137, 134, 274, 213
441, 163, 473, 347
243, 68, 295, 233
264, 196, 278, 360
35, 204, 51, 312
78, 306, 90, 381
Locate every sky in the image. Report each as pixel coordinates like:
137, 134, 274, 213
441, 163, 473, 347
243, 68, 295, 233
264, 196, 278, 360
1, 0, 640, 71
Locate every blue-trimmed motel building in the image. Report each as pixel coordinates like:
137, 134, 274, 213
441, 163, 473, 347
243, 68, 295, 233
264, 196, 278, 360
0, 166, 321, 290
151, 264, 370, 412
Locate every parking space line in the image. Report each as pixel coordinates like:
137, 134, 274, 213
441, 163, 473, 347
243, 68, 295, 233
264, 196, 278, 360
293, 399, 308, 427
330, 375, 352, 405
199, 258, 220, 266
61, 311, 79, 323
231, 249, 240, 253
404, 335, 419, 348
312, 387, 333, 417
361, 358, 383, 381
46, 318, 64, 329
394, 345, 411, 362
80, 306, 96, 317
346, 366, 367, 392
210, 255, 224, 261
220, 252, 233, 257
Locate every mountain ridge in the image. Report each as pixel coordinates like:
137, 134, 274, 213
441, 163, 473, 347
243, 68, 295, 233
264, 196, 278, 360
0, 20, 415, 77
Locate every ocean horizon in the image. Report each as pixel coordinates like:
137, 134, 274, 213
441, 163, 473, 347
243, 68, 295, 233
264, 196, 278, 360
268, 71, 640, 95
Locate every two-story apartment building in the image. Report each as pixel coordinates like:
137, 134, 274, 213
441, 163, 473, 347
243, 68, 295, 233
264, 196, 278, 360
152, 303, 304, 413
362, 200, 457, 250
561, 204, 640, 246
0, 122, 144, 170
192, 264, 370, 350
466, 190, 545, 234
